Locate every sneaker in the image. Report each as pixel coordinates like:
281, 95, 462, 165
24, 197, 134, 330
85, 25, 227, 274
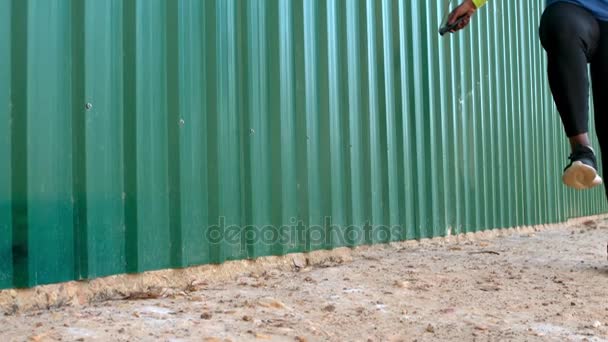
562, 144, 603, 190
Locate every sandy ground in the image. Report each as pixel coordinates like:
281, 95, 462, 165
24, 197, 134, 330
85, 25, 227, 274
2, 218, 608, 342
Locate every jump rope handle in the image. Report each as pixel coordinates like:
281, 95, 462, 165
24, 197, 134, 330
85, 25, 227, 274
439, 15, 466, 36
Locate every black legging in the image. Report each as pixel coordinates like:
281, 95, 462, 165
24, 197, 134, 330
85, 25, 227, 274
539, 2, 608, 197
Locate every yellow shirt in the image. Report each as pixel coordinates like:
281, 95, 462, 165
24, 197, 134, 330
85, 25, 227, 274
473, 0, 488, 8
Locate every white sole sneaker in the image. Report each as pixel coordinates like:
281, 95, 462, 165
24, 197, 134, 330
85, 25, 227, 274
562, 161, 603, 190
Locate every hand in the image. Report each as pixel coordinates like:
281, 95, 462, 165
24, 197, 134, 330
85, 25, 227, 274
447, 0, 477, 33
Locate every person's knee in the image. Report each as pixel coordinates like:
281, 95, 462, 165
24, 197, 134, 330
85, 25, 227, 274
540, 17, 584, 52
539, 3, 599, 55
540, 28, 579, 54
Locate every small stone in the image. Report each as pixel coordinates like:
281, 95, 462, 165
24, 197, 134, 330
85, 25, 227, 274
29, 334, 47, 342
201, 312, 213, 319
293, 255, 307, 269
295, 336, 308, 342
571, 302, 576, 306
323, 304, 336, 312
266, 270, 281, 278
237, 277, 253, 285
592, 321, 602, 328
255, 333, 271, 340
258, 298, 286, 309
394, 281, 410, 289
242, 315, 253, 322
203, 338, 221, 342
118, 328, 125, 333
474, 325, 488, 331
426, 324, 435, 333
34, 323, 43, 328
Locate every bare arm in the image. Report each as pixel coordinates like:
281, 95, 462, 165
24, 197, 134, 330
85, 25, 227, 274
447, 0, 487, 32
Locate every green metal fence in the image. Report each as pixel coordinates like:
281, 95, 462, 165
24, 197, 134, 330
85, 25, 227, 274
0, 0, 606, 289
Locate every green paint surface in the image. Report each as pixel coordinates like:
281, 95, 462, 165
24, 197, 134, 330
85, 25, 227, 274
0, 0, 606, 289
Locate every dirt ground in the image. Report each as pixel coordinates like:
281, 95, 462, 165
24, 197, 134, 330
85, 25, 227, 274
2, 218, 608, 342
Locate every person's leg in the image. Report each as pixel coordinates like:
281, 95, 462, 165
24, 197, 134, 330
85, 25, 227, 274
539, 2, 602, 189
590, 21, 608, 198
539, 2, 598, 140
568, 133, 591, 150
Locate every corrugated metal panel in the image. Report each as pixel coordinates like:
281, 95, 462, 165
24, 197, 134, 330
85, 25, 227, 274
0, 0, 11, 289
0, 0, 606, 289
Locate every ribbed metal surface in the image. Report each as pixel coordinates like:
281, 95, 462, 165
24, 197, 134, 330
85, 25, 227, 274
0, 0, 606, 289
